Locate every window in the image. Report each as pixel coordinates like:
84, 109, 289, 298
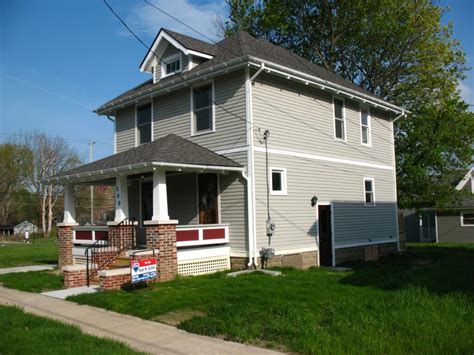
198, 173, 219, 224
192, 83, 214, 134
360, 107, 371, 146
137, 103, 152, 145
364, 178, 375, 206
140, 180, 153, 225
270, 168, 287, 195
161, 54, 182, 77
334, 98, 345, 140
461, 212, 474, 226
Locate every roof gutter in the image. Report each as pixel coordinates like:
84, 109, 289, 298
42, 161, 244, 184
247, 58, 408, 115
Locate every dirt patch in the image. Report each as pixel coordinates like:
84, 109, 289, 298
151, 309, 207, 326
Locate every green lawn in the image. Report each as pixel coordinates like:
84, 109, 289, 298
0, 238, 57, 268
0, 305, 140, 354
66, 243, 474, 354
0, 270, 63, 293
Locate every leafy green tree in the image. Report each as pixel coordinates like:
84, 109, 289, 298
224, 0, 473, 208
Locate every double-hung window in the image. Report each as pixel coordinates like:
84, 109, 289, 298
137, 103, 152, 145
364, 178, 375, 206
270, 168, 287, 195
360, 107, 371, 146
334, 98, 346, 141
192, 83, 214, 134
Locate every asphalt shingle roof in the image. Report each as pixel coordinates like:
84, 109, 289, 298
97, 30, 385, 112
51, 134, 241, 179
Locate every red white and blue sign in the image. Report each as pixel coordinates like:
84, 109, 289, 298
130, 258, 157, 284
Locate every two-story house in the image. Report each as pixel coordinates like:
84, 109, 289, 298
45, 29, 407, 287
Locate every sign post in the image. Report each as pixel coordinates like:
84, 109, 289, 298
130, 258, 157, 284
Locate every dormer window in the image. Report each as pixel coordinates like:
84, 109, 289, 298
161, 53, 182, 78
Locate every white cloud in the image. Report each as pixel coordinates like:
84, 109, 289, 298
124, 0, 228, 42
458, 81, 474, 109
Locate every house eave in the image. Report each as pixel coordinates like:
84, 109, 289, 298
42, 161, 244, 184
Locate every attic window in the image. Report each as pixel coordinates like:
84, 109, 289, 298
161, 53, 182, 77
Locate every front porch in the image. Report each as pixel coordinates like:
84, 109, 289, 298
45, 134, 244, 289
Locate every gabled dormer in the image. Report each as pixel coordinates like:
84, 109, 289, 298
139, 29, 217, 83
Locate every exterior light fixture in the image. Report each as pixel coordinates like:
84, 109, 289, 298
311, 195, 318, 207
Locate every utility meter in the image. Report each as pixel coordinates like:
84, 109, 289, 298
266, 218, 276, 237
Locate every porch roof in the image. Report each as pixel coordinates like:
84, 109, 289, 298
43, 134, 243, 184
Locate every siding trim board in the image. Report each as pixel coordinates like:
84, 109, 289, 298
253, 147, 393, 171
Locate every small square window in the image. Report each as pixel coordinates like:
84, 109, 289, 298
270, 168, 287, 195
461, 212, 474, 226
364, 178, 375, 206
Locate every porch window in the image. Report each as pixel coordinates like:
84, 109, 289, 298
270, 168, 287, 195
137, 103, 152, 145
360, 107, 371, 146
461, 212, 474, 226
364, 178, 375, 206
192, 83, 214, 135
334, 98, 345, 141
198, 173, 218, 224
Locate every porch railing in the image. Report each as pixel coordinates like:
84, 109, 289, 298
176, 224, 229, 247
84, 218, 137, 286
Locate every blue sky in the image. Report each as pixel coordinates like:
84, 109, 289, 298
0, 0, 473, 161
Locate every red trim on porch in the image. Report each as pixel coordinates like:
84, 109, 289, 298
95, 231, 108, 240
75, 231, 92, 240
203, 228, 225, 240
176, 229, 199, 242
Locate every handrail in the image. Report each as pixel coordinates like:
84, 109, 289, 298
84, 217, 137, 286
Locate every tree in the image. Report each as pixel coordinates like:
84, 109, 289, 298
223, 0, 473, 208
23, 132, 81, 234
0, 143, 32, 224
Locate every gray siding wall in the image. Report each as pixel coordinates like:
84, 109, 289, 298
219, 151, 248, 254
437, 210, 474, 243
152, 69, 247, 152
252, 73, 397, 252
115, 106, 135, 153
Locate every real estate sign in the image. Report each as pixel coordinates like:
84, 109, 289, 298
130, 258, 157, 284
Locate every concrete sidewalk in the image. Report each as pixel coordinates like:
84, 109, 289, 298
0, 264, 57, 275
0, 287, 279, 354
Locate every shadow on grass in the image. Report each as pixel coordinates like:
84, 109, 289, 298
338, 244, 474, 296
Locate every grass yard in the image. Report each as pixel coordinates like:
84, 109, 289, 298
0, 238, 57, 268
68, 243, 474, 354
0, 305, 140, 354
0, 270, 63, 293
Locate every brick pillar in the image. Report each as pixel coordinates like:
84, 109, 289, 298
145, 222, 177, 282
57, 224, 75, 268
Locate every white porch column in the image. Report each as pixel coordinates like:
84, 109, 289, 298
151, 168, 169, 221
114, 175, 129, 222
63, 184, 76, 224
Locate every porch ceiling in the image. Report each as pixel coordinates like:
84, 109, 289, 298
43, 134, 243, 184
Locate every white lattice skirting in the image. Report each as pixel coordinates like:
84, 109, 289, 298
178, 256, 230, 276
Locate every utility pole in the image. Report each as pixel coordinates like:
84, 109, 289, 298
89, 141, 96, 224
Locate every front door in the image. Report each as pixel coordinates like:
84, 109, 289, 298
318, 205, 333, 266
198, 173, 218, 224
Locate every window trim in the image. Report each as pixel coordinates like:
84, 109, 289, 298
360, 105, 372, 147
332, 96, 347, 142
161, 53, 182, 78
363, 177, 376, 207
190, 80, 215, 136
270, 167, 288, 196
135, 102, 152, 146
460, 211, 474, 227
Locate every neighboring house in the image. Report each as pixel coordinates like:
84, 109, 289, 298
44, 29, 406, 284
404, 168, 474, 243
13, 221, 38, 235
